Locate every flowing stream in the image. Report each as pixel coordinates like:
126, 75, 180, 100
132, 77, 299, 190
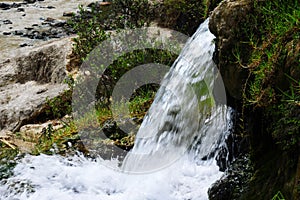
0, 19, 231, 200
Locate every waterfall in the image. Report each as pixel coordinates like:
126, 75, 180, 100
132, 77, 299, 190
122, 19, 228, 173
0, 19, 231, 200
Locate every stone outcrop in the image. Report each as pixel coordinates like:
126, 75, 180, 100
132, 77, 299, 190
209, 0, 253, 100
0, 37, 73, 132
209, 0, 300, 199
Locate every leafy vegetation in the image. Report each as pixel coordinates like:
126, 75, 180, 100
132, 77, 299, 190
0, 145, 19, 180
68, 0, 156, 61
33, 90, 156, 155
59, 0, 183, 155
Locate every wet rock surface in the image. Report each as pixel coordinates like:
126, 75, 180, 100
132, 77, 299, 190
209, 154, 253, 200
209, 0, 253, 100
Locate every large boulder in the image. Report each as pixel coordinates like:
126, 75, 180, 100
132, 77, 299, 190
0, 37, 73, 132
209, 0, 253, 100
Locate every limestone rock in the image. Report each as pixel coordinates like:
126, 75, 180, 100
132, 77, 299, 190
19, 120, 64, 142
0, 37, 73, 132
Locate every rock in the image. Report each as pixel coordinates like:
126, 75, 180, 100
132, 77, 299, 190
19, 120, 64, 142
11, 3, 21, 8
0, 130, 12, 140
24, 0, 37, 4
63, 12, 74, 17
45, 17, 55, 22
209, 154, 253, 200
0, 37, 73, 132
19, 43, 28, 47
47, 6, 55, 9
17, 8, 25, 12
24, 27, 34, 30
88, 1, 112, 8
0, 3, 10, 10
0, 3, 20, 10
51, 21, 66, 27
3, 20, 12, 25
14, 30, 24, 35
209, 0, 253, 100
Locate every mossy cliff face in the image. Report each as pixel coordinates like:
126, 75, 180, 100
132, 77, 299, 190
209, 0, 253, 100
209, 0, 300, 199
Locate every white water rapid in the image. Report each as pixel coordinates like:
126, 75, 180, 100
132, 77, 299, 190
0, 19, 231, 200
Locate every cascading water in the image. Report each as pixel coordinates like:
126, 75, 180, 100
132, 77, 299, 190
0, 19, 231, 200
121, 19, 228, 173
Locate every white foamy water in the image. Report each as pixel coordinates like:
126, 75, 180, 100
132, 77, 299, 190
0, 19, 230, 199
0, 153, 223, 200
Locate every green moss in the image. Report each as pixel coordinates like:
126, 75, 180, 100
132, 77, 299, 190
239, 0, 300, 152
222, 0, 300, 198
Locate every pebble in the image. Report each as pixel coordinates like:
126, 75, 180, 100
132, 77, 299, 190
45, 17, 55, 22
0, 3, 21, 10
51, 21, 66, 27
17, 8, 25, 12
25, 27, 34, 30
24, 0, 37, 4
14, 30, 24, 36
3, 20, 13, 25
0, 3, 10, 10
20, 43, 28, 47
63, 12, 74, 17
47, 6, 55, 9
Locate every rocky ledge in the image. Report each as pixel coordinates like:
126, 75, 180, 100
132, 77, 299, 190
0, 37, 73, 135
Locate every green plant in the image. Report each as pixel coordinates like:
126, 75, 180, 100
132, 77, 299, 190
69, 5, 110, 61
94, 48, 177, 106
269, 74, 300, 151
0, 145, 19, 180
44, 90, 72, 120
128, 85, 157, 120
112, 0, 155, 28
240, 0, 300, 151
33, 121, 79, 155
69, 0, 156, 61
272, 191, 285, 200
